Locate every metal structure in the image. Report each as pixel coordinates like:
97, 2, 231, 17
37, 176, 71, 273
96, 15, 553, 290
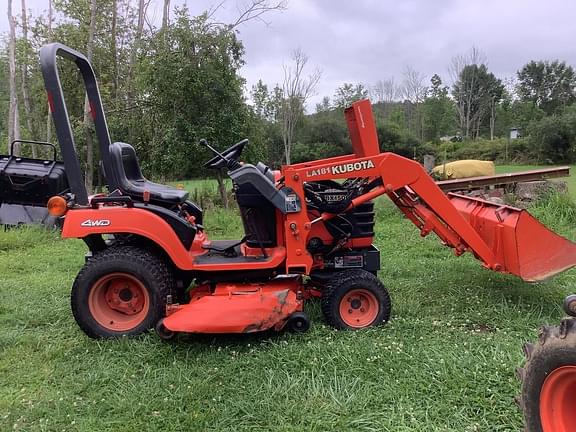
0, 139, 68, 226
436, 166, 570, 192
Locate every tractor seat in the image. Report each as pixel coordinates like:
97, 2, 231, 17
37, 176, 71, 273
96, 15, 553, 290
108, 142, 188, 205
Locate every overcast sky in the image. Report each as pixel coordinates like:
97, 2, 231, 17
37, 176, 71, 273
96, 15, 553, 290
2, 0, 576, 109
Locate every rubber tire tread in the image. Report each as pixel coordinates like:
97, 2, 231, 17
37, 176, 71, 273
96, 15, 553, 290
71, 245, 174, 339
111, 234, 190, 303
321, 269, 391, 330
518, 319, 576, 432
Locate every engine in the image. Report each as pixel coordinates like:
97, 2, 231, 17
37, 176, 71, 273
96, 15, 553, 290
304, 180, 376, 253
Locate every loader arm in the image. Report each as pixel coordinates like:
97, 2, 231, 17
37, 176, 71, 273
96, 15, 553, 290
284, 152, 500, 272
282, 100, 576, 282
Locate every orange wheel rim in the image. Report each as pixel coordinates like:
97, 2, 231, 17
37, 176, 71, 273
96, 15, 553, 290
540, 365, 576, 432
88, 272, 150, 332
339, 289, 379, 328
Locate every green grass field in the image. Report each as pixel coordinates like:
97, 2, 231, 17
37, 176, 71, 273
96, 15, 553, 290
1, 167, 575, 431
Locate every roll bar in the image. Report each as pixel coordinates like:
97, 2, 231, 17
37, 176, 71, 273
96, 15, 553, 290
40, 43, 116, 205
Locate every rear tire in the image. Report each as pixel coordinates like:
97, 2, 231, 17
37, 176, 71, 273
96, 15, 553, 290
518, 319, 576, 432
321, 269, 391, 330
71, 246, 174, 339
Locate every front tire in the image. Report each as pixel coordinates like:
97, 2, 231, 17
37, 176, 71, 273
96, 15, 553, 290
518, 319, 576, 431
321, 269, 391, 330
71, 246, 174, 339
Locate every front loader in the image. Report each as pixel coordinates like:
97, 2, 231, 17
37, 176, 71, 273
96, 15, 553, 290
40, 43, 576, 340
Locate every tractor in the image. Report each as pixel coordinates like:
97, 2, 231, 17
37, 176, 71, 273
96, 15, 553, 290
39, 43, 576, 341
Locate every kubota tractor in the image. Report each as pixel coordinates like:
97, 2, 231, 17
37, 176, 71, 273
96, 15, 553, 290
518, 294, 576, 432
40, 43, 576, 340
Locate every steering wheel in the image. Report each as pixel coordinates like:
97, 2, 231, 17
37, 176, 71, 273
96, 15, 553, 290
202, 139, 248, 170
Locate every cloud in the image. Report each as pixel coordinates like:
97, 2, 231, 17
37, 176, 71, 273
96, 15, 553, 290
3, 0, 576, 110
234, 0, 576, 108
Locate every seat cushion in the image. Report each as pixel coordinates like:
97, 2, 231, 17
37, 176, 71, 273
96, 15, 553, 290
109, 142, 188, 205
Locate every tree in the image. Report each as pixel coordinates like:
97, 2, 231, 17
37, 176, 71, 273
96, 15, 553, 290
517, 60, 576, 115
452, 61, 504, 139
251, 79, 272, 120
527, 112, 576, 163
333, 83, 368, 108
292, 114, 348, 163
402, 66, 426, 139
82, 0, 98, 192
402, 66, 426, 104
0, 55, 9, 142
206, 0, 287, 29
280, 49, 321, 164
315, 96, 331, 113
162, 0, 170, 30
7, 0, 20, 154
137, 8, 249, 169
371, 78, 400, 103
19, 0, 37, 157
422, 74, 455, 141
45, 0, 53, 143
450, 47, 486, 138
110, 0, 118, 99
128, 0, 146, 106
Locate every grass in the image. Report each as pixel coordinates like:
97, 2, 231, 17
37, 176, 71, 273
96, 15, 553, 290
1, 171, 575, 431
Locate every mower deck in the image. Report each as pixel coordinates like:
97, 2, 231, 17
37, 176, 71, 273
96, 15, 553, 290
162, 277, 303, 334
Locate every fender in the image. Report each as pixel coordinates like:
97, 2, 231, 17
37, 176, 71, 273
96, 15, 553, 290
62, 206, 194, 269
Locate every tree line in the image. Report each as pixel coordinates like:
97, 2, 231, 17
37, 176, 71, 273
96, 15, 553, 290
252, 46, 576, 167
2, 1, 576, 194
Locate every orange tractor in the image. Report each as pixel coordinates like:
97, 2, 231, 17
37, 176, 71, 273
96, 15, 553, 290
40, 43, 576, 342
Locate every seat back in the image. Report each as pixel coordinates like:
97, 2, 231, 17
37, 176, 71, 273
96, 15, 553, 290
120, 144, 145, 182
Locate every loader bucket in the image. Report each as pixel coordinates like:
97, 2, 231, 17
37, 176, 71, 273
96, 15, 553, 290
448, 193, 576, 282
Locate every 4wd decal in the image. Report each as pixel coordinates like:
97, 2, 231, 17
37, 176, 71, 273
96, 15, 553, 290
81, 219, 111, 227
306, 159, 375, 178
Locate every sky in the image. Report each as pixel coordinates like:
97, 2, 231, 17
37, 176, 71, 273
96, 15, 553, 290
2, 0, 576, 109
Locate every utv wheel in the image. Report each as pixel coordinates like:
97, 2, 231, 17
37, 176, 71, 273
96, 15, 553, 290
518, 319, 576, 432
71, 246, 173, 339
321, 269, 391, 330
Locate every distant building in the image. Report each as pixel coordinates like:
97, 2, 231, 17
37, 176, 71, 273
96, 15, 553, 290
510, 127, 521, 139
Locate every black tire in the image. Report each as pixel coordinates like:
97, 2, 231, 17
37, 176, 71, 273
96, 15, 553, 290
518, 319, 576, 432
563, 294, 576, 317
110, 234, 191, 303
286, 312, 311, 333
321, 269, 391, 330
155, 319, 176, 341
71, 246, 174, 339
